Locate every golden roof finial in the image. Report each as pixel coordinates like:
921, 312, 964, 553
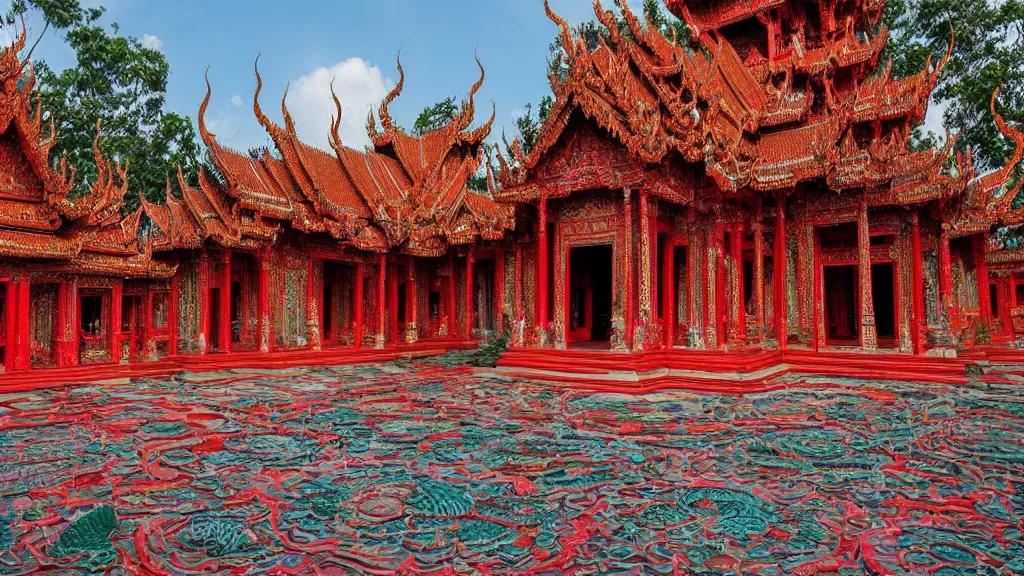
379, 51, 405, 134
198, 66, 216, 147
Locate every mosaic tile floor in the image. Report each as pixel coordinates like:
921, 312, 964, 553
1, 362, 1023, 575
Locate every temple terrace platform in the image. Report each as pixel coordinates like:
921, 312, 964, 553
6, 340, 1024, 394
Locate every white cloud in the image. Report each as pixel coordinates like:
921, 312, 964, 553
287, 58, 394, 151
230, 95, 244, 107
142, 34, 163, 52
510, 108, 527, 120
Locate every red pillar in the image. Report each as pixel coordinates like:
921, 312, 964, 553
701, 228, 711, 347
466, 248, 476, 339
169, 273, 179, 356
774, 195, 788, 351
143, 291, 153, 359
514, 244, 523, 345
638, 192, 653, 350
715, 226, 726, 348
732, 222, 745, 344
14, 275, 30, 371
537, 197, 549, 338
858, 194, 877, 350
663, 226, 676, 348
198, 249, 211, 354
447, 251, 456, 338
939, 232, 960, 337
562, 247, 571, 349
5, 280, 16, 372
753, 198, 765, 342
110, 280, 123, 364
308, 257, 323, 351
353, 262, 364, 348
56, 280, 71, 367
975, 235, 992, 329
796, 226, 807, 341
388, 257, 399, 344
812, 228, 821, 352
495, 249, 505, 334
1004, 278, 1016, 339
910, 213, 925, 354
220, 250, 232, 353
376, 254, 387, 349
257, 249, 271, 353
406, 258, 417, 343
624, 189, 634, 348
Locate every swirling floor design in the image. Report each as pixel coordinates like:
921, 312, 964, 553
0, 362, 1023, 574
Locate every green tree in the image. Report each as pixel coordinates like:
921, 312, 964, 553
505, 97, 553, 159
7, 0, 201, 212
883, 0, 1024, 172
413, 96, 458, 135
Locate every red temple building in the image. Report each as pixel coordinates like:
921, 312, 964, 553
494, 0, 1024, 360
0, 0, 1023, 385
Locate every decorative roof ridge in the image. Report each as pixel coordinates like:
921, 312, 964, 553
57, 120, 128, 225
328, 80, 402, 222
369, 52, 405, 148
977, 90, 1024, 222
0, 31, 74, 204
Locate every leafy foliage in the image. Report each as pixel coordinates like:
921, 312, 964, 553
883, 0, 1024, 172
413, 96, 458, 135
424, 329, 509, 368
504, 97, 553, 159
7, 0, 201, 212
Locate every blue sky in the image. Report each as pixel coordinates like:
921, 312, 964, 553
4, 0, 649, 153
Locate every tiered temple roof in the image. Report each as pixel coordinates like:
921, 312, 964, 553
146, 57, 514, 258
0, 32, 173, 278
495, 0, 1022, 235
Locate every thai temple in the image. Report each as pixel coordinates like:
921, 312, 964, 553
1, 0, 1023, 383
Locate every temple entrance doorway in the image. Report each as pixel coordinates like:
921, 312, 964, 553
29, 283, 58, 368
674, 246, 688, 345
569, 244, 613, 346
121, 295, 145, 362
475, 259, 496, 335
229, 253, 258, 352
824, 265, 859, 346
872, 263, 897, 347
322, 262, 356, 346
79, 289, 111, 364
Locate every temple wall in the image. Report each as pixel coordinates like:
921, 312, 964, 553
364, 266, 379, 345
687, 222, 705, 346
270, 241, 309, 349
503, 249, 515, 330
895, 219, 914, 353
523, 240, 537, 333
416, 264, 430, 339
455, 253, 468, 338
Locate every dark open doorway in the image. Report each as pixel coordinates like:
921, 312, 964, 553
824, 265, 859, 346
209, 287, 221, 352
871, 262, 897, 346
475, 259, 496, 333
569, 244, 613, 345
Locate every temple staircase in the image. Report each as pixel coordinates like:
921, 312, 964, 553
495, 347, 787, 394
495, 346, 986, 392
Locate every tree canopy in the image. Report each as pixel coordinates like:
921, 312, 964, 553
412, 96, 459, 135
6, 0, 201, 212
883, 0, 1023, 173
